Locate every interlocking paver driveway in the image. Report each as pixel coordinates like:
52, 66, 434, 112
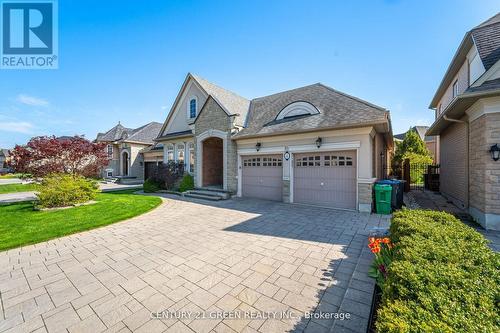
0, 195, 390, 333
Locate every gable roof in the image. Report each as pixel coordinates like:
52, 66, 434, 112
234, 83, 390, 139
0, 149, 9, 158
430, 13, 500, 108
192, 75, 250, 126
394, 126, 434, 142
157, 73, 250, 139
97, 122, 162, 144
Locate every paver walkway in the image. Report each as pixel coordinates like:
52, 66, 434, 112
0, 195, 389, 333
406, 190, 500, 251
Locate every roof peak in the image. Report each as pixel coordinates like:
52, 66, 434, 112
473, 12, 500, 30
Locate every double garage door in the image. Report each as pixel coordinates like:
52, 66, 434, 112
242, 151, 357, 209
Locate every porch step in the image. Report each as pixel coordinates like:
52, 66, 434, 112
184, 189, 231, 200
118, 178, 143, 185
184, 193, 223, 201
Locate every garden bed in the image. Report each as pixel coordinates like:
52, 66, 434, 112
371, 210, 499, 332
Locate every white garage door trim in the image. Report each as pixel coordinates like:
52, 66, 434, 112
290, 148, 359, 211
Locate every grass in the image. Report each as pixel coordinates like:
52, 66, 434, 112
0, 190, 162, 251
0, 183, 39, 194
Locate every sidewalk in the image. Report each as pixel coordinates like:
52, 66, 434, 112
406, 190, 500, 252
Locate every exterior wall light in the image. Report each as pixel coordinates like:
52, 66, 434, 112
490, 144, 500, 161
315, 137, 322, 148
256, 142, 261, 151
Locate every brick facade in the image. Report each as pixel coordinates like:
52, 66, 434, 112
194, 97, 238, 193
469, 113, 500, 229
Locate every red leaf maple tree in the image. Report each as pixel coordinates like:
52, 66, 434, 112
9, 136, 108, 178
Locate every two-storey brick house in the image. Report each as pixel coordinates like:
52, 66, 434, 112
427, 13, 500, 230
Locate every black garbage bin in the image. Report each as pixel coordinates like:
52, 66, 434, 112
376, 179, 403, 210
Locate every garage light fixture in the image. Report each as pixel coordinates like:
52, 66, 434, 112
490, 144, 500, 161
315, 137, 322, 148
256, 142, 261, 151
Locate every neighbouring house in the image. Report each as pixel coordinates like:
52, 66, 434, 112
427, 13, 500, 230
0, 149, 10, 171
96, 122, 162, 182
156, 73, 393, 212
394, 126, 439, 162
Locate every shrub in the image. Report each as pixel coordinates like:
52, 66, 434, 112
143, 178, 161, 193
36, 173, 99, 208
375, 210, 500, 333
148, 161, 184, 190
178, 174, 194, 192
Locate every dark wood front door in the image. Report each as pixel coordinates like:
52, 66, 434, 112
202, 137, 223, 187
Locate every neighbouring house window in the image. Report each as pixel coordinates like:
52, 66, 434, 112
167, 145, 174, 161
189, 98, 197, 118
453, 80, 459, 98
189, 142, 194, 173
106, 169, 113, 177
177, 144, 185, 162
107, 144, 113, 158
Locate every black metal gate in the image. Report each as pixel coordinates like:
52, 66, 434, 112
383, 161, 439, 192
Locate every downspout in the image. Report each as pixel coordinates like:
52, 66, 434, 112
443, 115, 470, 209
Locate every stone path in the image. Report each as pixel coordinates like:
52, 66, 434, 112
406, 190, 500, 251
0, 195, 390, 333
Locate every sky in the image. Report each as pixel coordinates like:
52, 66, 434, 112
0, 0, 499, 148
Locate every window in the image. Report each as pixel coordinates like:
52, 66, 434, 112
106, 144, 113, 158
106, 169, 113, 177
276, 101, 319, 120
177, 144, 185, 162
167, 145, 174, 161
452, 80, 459, 98
189, 98, 197, 118
297, 155, 353, 167
243, 157, 282, 167
188, 142, 194, 173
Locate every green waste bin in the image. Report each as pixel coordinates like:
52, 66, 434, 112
374, 184, 392, 214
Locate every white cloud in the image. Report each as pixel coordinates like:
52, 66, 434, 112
16, 94, 49, 107
0, 121, 34, 134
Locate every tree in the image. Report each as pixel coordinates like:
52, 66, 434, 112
9, 136, 108, 178
392, 128, 431, 166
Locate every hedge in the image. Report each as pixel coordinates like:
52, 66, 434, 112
36, 173, 99, 208
376, 210, 500, 333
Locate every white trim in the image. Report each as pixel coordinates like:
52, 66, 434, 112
357, 177, 377, 184
276, 101, 320, 120
237, 155, 242, 197
466, 97, 500, 122
290, 153, 294, 203
288, 141, 361, 153
237, 146, 285, 155
196, 129, 228, 190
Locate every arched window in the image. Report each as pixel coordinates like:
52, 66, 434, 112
188, 142, 195, 173
275, 101, 319, 120
166, 145, 174, 161
177, 144, 185, 162
188, 97, 197, 119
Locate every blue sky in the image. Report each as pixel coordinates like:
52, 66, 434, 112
0, 0, 499, 148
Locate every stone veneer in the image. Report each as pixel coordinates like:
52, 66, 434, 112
194, 97, 238, 193
358, 182, 373, 213
469, 112, 500, 230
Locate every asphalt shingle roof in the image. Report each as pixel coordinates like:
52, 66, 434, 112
234, 83, 389, 138
472, 14, 500, 71
192, 74, 250, 126
97, 122, 162, 144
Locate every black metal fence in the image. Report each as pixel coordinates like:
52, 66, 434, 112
383, 162, 440, 192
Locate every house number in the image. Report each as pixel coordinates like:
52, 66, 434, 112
284, 152, 290, 161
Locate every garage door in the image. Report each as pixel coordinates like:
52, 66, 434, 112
242, 155, 283, 201
293, 151, 356, 209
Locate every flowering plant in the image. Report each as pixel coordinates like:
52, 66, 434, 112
368, 236, 394, 289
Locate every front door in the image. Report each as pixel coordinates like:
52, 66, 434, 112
122, 152, 129, 176
202, 137, 223, 187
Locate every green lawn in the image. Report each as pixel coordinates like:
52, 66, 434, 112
0, 183, 39, 194
0, 190, 162, 251
0, 174, 23, 179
